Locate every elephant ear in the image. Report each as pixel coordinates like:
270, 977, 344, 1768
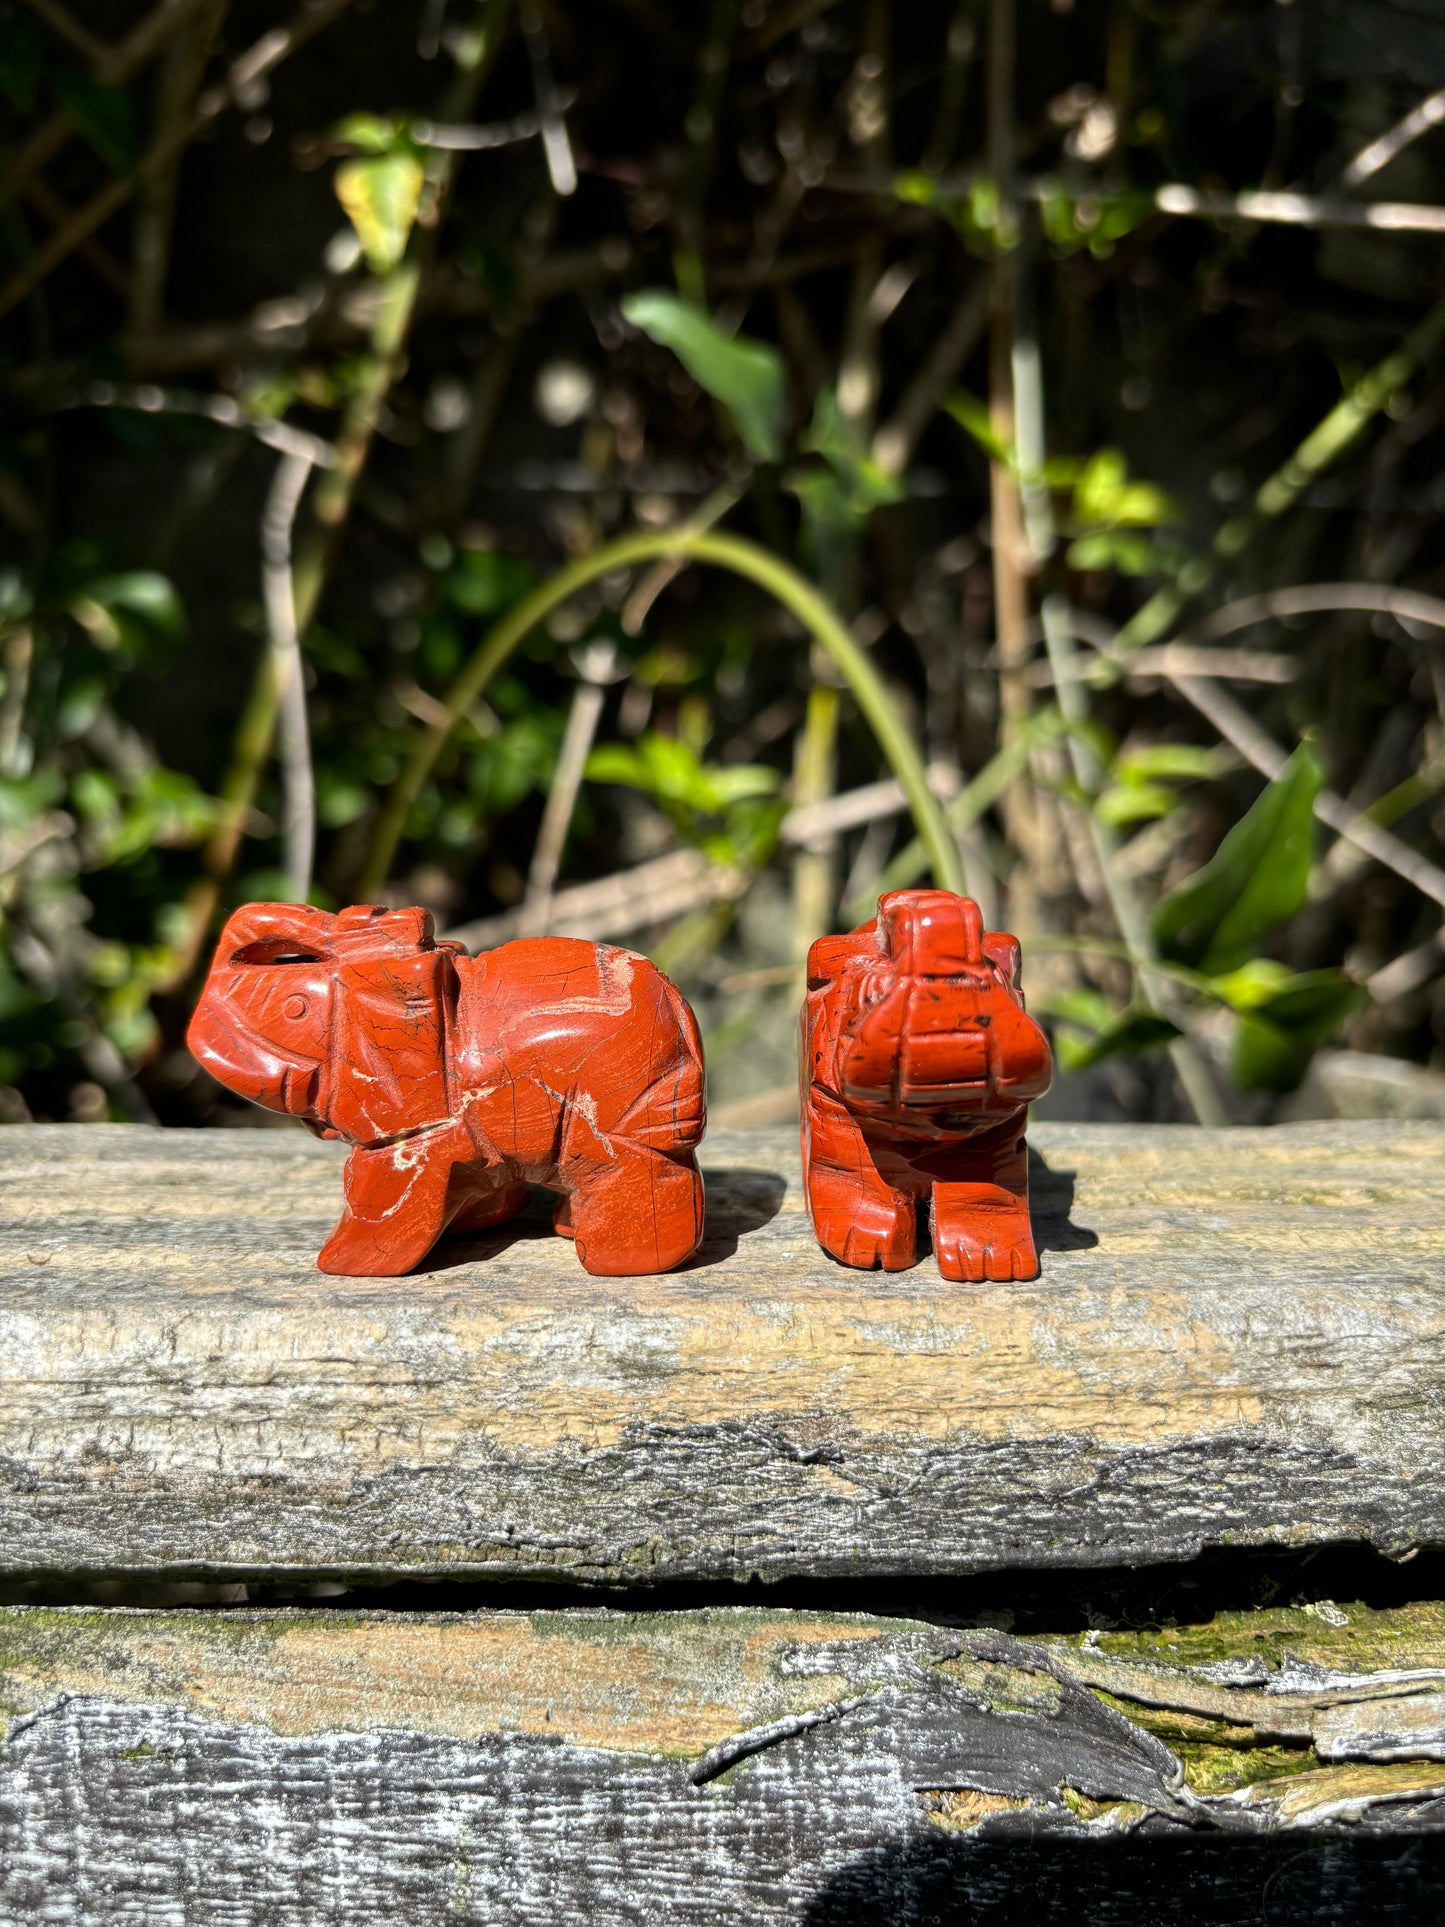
216, 902, 339, 965
320, 948, 456, 1145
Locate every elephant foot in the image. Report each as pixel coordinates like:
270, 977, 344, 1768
564, 1150, 704, 1275
930, 1184, 1038, 1282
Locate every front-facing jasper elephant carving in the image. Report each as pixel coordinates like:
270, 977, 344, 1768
188, 903, 706, 1277
801, 889, 1053, 1281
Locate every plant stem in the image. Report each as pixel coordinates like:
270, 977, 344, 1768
360, 527, 964, 900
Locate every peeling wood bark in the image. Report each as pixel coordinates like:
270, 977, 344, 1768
5, 1604, 1445, 1924
2, 1122, 1445, 1582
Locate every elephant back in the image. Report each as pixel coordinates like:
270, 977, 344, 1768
453, 938, 705, 1154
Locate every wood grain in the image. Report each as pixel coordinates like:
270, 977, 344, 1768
2, 1121, 1443, 1582
5, 1603, 1445, 1924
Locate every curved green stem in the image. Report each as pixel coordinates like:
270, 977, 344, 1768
360, 527, 964, 901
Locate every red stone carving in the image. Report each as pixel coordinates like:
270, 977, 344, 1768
800, 889, 1053, 1280
188, 904, 706, 1277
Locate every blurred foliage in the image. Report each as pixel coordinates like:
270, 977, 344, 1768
3, 0, 1445, 1124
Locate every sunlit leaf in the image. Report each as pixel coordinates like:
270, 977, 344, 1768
335, 153, 425, 273
1095, 779, 1177, 828
333, 112, 407, 154
1153, 744, 1322, 973
1230, 970, 1367, 1092
622, 291, 787, 461
943, 389, 1012, 468
1066, 529, 1158, 575
1114, 743, 1220, 785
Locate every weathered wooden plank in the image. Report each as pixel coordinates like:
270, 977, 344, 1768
6, 1603, 1445, 1923
2, 1121, 1444, 1582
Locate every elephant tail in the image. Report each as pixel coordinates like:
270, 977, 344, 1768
612, 962, 706, 1154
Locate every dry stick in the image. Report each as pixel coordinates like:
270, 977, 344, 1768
57, 382, 336, 465
23, 181, 129, 295
871, 277, 987, 477
260, 451, 319, 905
19, 0, 111, 69
1151, 183, 1445, 235
1191, 581, 1445, 644
130, 0, 230, 333
519, 0, 576, 197
1341, 87, 1445, 188
519, 643, 617, 937
0, 0, 357, 318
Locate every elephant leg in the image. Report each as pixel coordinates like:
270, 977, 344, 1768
928, 1119, 1038, 1283
803, 1089, 915, 1271
318, 1129, 463, 1276
561, 1146, 704, 1275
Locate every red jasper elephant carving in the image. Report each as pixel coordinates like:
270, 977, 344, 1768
188, 903, 706, 1277
801, 890, 1053, 1281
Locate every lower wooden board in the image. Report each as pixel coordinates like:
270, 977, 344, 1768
2, 1121, 1444, 1582
6, 1603, 1445, 1922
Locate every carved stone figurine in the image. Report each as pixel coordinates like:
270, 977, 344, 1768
800, 889, 1053, 1281
188, 903, 706, 1277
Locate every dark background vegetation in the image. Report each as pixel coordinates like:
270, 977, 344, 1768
4, 0, 1445, 1128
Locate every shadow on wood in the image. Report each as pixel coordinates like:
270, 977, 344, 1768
798, 1836, 1445, 1926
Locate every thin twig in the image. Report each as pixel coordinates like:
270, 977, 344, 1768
519, 642, 618, 936
130, 0, 230, 333
261, 451, 319, 904
408, 99, 573, 149
1341, 88, 1445, 188
1152, 182, 1445, 235
1033, 643, 1298, 686
871, 278, 987, 477
21, 0, 111, 68
57, 382, 337, 466
520, 0, 576, 196
1191, 582, 1445, 645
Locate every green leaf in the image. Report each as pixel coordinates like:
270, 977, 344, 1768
1074, 449, 1177, 527
1153, 744, 1322, 974
800, 389, 905, 513
333, 112, 408, 154
1066, 529, 1158, 575
622, 291, 788, 461
1095, 780, 1177, 828
1230, 970, 1367, 1092
335, 153, 425, 272
1056, 1006, 1183, 1074
1115, 743, 1220, 785
87, 572, 183, 638
943, 389, 1013, 468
